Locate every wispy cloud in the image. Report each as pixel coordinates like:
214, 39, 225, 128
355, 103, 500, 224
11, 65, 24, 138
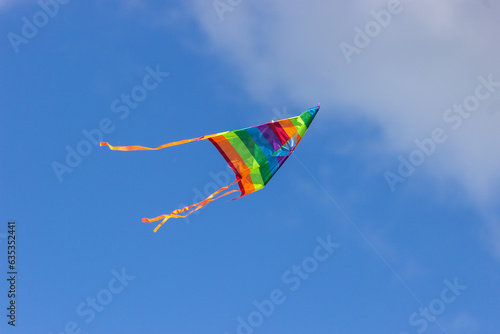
189, 0, 500, 206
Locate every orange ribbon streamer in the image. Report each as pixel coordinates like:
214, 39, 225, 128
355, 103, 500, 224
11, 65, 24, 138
99, 131, 227, 151
142, 179, 239, 232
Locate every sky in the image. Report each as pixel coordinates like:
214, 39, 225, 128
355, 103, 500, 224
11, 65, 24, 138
1, 0, 499, 333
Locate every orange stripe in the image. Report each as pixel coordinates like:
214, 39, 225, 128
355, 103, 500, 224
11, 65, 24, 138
283, 118, 302, 143
277, 119, 298, 139
210, 136, 256, 195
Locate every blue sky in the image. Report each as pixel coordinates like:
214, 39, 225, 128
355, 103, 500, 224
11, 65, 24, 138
1, 0, 499, 333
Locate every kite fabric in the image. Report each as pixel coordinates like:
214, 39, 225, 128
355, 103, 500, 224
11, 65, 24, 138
100, 104, 320, 231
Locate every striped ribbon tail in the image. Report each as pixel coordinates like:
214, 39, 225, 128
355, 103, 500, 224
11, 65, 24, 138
100, 131, 228, 151
142, 179, 239, 232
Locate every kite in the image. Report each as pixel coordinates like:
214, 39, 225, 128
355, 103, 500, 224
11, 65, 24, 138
101, 104, 320, 231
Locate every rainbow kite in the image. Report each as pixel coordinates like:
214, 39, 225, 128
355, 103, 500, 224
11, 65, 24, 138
101, 104, 320, 231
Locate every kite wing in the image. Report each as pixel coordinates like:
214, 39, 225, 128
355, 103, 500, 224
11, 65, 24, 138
101, 104, 320, 231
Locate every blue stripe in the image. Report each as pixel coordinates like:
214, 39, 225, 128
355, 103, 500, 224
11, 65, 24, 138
245, 126, 281, 176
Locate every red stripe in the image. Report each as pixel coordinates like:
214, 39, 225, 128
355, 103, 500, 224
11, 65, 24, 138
209, 136, 255, 196
268, 122, 290, 145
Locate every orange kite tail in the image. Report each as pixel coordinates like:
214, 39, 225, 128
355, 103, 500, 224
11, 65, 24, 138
99, 131, 227, 151
143, 179, 239, 232
100, 131, 236, 232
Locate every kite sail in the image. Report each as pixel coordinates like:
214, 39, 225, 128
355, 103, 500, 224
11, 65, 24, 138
101, 104, 320, 231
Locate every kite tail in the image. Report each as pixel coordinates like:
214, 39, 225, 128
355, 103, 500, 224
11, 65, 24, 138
99, 131, 228, 151
143, 179, 239, 232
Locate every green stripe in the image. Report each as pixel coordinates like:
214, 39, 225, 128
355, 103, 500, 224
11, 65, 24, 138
234, 130, 273, 185
223, 131, 265, 187
299, 110, 313, 128
290, 116, 307, 137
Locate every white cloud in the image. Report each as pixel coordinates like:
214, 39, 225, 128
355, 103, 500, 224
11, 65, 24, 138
189, 0, 500, 207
